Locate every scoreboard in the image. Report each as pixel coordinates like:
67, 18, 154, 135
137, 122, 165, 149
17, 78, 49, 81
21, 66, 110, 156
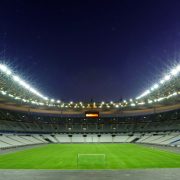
85, 111, 99, 118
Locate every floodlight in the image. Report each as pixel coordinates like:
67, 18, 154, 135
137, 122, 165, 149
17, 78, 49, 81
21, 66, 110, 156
160, 79, 165, 84
164, 75, 171, 81
0, 64, 12, 75
13, 75, 20, 82
151, 84, 159, 91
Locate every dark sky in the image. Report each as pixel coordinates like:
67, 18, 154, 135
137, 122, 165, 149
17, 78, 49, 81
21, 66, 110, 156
0, 0, 180, 101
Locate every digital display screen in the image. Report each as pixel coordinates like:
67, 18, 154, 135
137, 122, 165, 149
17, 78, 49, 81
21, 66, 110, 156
85, 112, 99, 118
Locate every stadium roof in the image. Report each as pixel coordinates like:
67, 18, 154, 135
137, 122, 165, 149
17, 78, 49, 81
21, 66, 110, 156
0, 62, 180, 112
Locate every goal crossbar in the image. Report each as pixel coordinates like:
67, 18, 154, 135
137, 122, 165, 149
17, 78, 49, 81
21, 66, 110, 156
77, 154, 105, 157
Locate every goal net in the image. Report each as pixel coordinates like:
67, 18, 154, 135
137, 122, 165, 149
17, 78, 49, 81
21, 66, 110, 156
77, 154, 106, 169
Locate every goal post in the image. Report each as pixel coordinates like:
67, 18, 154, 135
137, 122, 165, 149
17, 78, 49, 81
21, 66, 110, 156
77, 154, 106, 169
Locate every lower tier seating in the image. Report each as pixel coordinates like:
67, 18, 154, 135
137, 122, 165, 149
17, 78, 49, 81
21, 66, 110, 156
1, 132, 180, 149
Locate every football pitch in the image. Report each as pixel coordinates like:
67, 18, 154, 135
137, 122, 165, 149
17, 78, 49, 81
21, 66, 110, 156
0, 143, 180, 169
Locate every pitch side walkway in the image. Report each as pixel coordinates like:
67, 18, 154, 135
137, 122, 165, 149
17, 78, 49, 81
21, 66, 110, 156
0, 144, 47, 155
140, 144, 180, 153
0, 169, 180, 180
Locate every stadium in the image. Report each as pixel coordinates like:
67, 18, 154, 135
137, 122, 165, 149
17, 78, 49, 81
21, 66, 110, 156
0, 62, 180, 180
1, 1, 180, 179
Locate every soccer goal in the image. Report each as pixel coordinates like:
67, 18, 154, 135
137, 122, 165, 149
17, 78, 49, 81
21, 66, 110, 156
77, 154, 106, 169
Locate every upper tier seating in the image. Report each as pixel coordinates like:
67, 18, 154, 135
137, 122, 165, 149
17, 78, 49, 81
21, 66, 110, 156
0, 108, 180, 134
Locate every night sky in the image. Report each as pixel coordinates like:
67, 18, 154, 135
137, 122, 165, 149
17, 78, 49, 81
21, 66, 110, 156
0, 0, 180, 102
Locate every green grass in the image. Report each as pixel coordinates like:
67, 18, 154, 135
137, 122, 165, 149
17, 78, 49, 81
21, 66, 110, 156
0, 143, 180, 169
